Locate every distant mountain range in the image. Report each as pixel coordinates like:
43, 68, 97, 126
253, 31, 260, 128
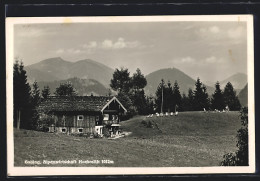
26, 57, 247, 101
205, 73, 247, 90
145, 68, 215, 96
238, 84, 248, 107
38, 77, 110, 96
25, 57, 114, 87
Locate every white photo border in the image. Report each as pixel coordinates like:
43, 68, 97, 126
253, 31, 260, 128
6, 15, 255, 176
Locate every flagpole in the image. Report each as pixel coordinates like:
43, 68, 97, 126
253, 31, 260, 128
161, 85, 163, 114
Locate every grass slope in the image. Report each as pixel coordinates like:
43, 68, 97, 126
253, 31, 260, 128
14, 112, 241, 167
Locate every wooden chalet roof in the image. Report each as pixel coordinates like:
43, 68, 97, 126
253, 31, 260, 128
38, 96, 115, 112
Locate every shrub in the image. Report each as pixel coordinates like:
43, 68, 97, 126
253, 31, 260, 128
140, 120, 153, 128
103, 127, 111, 138
141, 120, 147, 127
221, 107, 248, 166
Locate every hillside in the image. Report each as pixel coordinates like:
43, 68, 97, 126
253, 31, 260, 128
145, 68, 214, 96
14, 112, 241, 167
38, 77, 110, 96
25, 57, 114, 87
238, 84, 248, 107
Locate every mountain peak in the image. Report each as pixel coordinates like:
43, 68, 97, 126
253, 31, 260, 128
25, 57, 114, 87
41, 57, 66, 63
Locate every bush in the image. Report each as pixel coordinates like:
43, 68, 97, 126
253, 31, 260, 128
103, 127, 111, 138
140, 120, 153, 128
221, 107, 248, 166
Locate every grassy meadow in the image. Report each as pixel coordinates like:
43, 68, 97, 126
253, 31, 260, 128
14, 111, 242, 167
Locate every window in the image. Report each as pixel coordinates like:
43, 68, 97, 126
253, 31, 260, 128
62, 128, 66, 133
77, 115, 84, 121
96, 116, 99, 121
78, 128, 83, 133
112, 115, 118, 120
103, 114, 109, 120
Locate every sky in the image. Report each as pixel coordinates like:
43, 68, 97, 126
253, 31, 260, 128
14, 20, 248, 82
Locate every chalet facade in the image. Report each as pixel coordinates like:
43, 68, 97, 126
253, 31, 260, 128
37, 96, 127, 137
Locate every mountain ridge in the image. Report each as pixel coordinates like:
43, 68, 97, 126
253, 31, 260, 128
37, 77, 110, 96
25, 57, 247, 98
145, 67, 215, 96
25, 57, 114, 87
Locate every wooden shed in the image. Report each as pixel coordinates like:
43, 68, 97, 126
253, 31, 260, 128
37, 96, 127, 136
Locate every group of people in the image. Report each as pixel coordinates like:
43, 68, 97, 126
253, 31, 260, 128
146, 111, 179, 118
203, 105, 230, 113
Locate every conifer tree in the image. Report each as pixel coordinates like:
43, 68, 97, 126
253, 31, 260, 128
165, 81, 174, 112
13, 59, 32, 129
187, 88, 194, 111
223, 82, 241, 111
41, 86, 51, 99
193, 78, 209, 111
180, 93, 188, 111
132, 68, 147, 90
173, 81, 182, 112
131, 68, 147, 114
31, 81, 41, 130
211, 81, 225, 110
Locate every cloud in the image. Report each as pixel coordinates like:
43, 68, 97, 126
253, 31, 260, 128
172, 56, 196, 64
82, 41, 97, 49
173, 56, 224, 65
113, 37, 127, 49
102, 39, 114, 49
56, 49, 64, 54
101, 38, 142, 49
204, 56, 224, 63
181, 56, 196, 63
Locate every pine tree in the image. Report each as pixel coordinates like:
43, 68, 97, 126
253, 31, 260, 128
223, 82, 241, 111
13, 59, 32, 129
187, 88, 194, 111
144, 96, 155, 114
131, 89, 147, 115
211, 81, 225, 110
131, 68, 147, 114
41, 86, 51, 99
31, 81, 41, 130
180, 93, 188, 111
193, 78, 209, 111
132, 68, 147, 90
165, 81, 174, 112
173, 81, 182, 112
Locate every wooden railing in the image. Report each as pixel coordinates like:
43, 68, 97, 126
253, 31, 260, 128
103, 120, 119, 125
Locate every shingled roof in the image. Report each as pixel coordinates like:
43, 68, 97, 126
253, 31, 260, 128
38, 96, 114, 112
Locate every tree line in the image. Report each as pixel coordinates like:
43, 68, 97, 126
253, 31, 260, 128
110, 68, 242, 114
13, 59, 241, 130
163, 78, 242, 112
